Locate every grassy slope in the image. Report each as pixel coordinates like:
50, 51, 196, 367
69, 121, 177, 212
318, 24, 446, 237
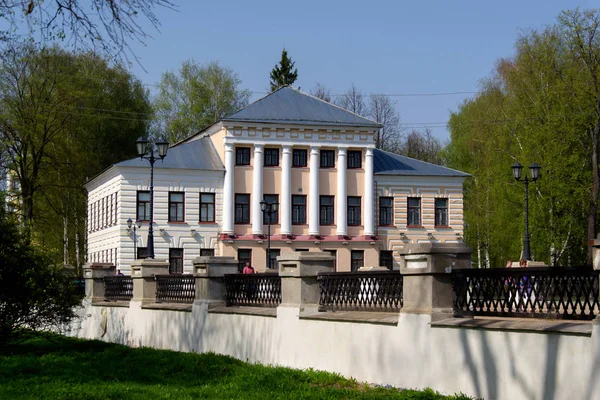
0, 335, 473, 400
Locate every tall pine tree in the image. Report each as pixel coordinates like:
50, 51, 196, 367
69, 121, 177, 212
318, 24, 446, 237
269, 48, 298, 91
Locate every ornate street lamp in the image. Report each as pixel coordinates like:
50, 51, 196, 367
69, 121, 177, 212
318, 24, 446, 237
127, 218, 142, 261
512, 162, 541, 260
260, 200, 279, 270
136, 136, 169, 259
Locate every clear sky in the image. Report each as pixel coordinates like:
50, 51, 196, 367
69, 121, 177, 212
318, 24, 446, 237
126, 0, 597, 142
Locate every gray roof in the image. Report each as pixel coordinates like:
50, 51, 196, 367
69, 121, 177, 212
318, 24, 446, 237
116, 136, 224, 171
222, 86, 382, 128
374, 149, 469, 177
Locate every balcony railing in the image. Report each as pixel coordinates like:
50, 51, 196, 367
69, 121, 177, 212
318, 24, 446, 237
452, 267, 600, 320
103, 276, 133, 301
155, 274, 195, 304
318, 271, 403, 312
224, 273, 281, 307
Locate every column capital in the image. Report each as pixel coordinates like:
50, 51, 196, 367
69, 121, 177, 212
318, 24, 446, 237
282, 144, 292, 152
365, 147, 374, 156
337, 147, 348, 155
254, 143, 264, 151
310, 145, 320, 153
224, 141, 234, 151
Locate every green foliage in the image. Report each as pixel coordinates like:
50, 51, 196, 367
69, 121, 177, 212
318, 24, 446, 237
0, 334, 474, 399
270, 48, 299, 91
0, 211, 82, 344
153, 60, 251, 143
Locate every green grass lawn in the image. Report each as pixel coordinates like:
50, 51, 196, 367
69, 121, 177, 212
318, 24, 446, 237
0, 334, 474, 400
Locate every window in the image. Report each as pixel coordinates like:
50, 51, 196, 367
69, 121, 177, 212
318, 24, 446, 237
379, 197, 393, 226
137, 191, 151, 221
320, 150, 335, 168
236, 147, 251, 165
347, 196, 361, 226
408, 198, 421, 226
200, 249, 215, 257
238, 249, 252, 272
169, 248, 184, 274
351, 250, 364, 272
325, 249, 337, 270
137, 247, 147, 260
380, 251, 394, 270
263, 194, 279, 224
169, 192, 185, 222
435, 198, 449, 227
347, 150, 362, 169
320, 196, 334, 225
268, 249, 281, 269
292, 195, 306, 225
264, 148, 279, 167
292, 149, 307, 167
200, 193, 215, 223
235, 194, 250, 224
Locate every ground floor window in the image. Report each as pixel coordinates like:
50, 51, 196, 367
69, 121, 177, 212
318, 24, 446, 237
351, 250, 364, 272
380, 250, 394, 270
238, 249, 252, 272
325, 249, 337, 271
268, 249, 281, 270
137, 247, 147, 260
169, 248, 184, 274
200, 249, 215, 257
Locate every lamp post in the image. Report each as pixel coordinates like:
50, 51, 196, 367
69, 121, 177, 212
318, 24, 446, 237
136, 137, 169, 259
260, 200, 279, 269
512, 162, 541, 260
127, 218, 142, 260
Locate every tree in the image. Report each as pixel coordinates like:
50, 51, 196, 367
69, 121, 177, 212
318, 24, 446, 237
269, 48, 298, 91
399, 129, 443, 164
153, 60, 251, 143
0, 0, 175, 62
335, 83, 366, 116
310, 83, 332, 102
368, 94, 402, 152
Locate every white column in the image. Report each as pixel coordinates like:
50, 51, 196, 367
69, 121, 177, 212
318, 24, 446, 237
252, 144, 264, 235
336, 147, 348, 236
309, 146, 320, 236
364, 147, 375, 237
280, 145, 292, 235
223, 141, 235, 234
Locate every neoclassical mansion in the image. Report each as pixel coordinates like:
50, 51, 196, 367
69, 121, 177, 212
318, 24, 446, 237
85, 87, 468, 273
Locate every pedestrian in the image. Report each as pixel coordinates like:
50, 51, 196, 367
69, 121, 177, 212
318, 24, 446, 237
242, 261, 255, 274
116, 269, 124, 276
504, 259, 514, 310
242, 261, 256, 300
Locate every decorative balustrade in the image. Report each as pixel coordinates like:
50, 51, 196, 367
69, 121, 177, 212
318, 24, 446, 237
452, 267, 600, 320
317, 271, 403, 312
155, 275, 195, 304
103, 276, 133, 301
224, 273, 281, 307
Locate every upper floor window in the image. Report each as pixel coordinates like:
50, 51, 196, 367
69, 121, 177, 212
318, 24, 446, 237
169, 192, 185, 222
347, 196, 361, 226
379, 197, 393, 226
320, 195, 334, 225
137, 191, 150, 222
293, 149, 307, 167
292, 195, 306, 225
435, 198, 449, 227
263, 194, 279, 224
236, 147, 251, 166
264, 148, 280, 167
235, 194, 250, 224
320, 150, 335, 168
408, 197, 421, 227
347, 150, 362, 169
200, 193, 215, 223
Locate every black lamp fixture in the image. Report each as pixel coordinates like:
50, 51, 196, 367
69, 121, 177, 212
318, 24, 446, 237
136, 136, 169, 259
127, 218, 142, 260
512, 162, 542, 260
260, 200, 279, 270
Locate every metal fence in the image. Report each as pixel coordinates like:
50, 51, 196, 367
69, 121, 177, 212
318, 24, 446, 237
224, 273, 281, 307
103, 276, 133, 301
155, 274, 195, 304
318, 271, 403, 312
452, 267, 600, 320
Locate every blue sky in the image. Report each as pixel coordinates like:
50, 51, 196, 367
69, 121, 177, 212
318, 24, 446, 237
127, 0, 596, 142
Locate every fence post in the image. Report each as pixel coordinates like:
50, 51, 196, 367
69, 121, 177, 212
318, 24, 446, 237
278, 251, 335, 311
192, 256, 239, 306
398, 243, 472, 320
131, 259, 169, 304
83, 262, 115, 302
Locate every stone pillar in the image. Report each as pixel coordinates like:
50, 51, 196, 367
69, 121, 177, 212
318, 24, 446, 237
398, 243, 472, 319
593, 235, 600, 270
309, 146, 320, 236
252, 144, 264, 235
222, 140, 235, 235
336, 146, 348, 236
278, 251, 335, 312
280, 144, 292, 235
364, 147, 375, 237
193, 256, 239, 307
83, 262, 115, 302
131, 258, 169, 304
